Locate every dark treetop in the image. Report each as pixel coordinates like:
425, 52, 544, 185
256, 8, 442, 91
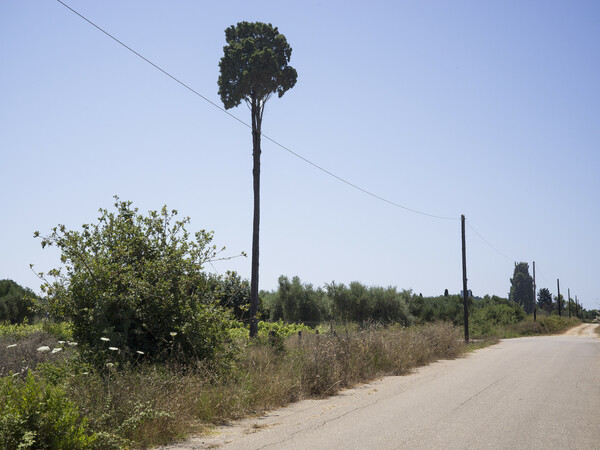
218, 21, 297, 112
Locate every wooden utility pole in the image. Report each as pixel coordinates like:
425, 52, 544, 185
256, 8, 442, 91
461, 215, 469, 343
568, 288, 571, 319
557, 279, 561, 317
576, 295, 579, 319
533, 261, 537, 322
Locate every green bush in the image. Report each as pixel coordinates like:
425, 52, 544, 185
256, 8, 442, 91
210, 271, 252, 322
538, 315, 579, 333
0, 321, 72, 340
0, 371, 96, 449
0, 279, 37, 324
471, 302, 525, 336
229, 320, 312, 349
34, 198, 237, 367
0, 321, 43, 339
412, 295, 464, 325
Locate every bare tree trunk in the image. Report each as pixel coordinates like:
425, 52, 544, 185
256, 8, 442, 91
249, 98, 262, 338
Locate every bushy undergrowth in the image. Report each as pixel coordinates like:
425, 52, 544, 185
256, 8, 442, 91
0, 371, 96, 449
2, 311, 583, 448
0, 321, 465, 448
470, 314, 581, 339
0, 320, 71, 340
506, 315, 580, 337
470, 302, 526, 337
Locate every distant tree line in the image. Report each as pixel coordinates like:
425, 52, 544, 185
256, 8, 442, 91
0, 279, 37, 323
259, 276, 530, 330
261, 276, 413, 326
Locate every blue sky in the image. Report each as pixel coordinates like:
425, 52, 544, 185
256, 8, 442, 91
1, 1, 599, 310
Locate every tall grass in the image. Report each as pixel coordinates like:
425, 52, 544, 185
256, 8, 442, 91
1, 322, 465, 448
3, 315, 588, 448
471, 315, 581, 339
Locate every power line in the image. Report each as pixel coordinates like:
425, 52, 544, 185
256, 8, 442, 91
466, 220, 559, 292
56, 0, 458, 222
465, 220, 515, 263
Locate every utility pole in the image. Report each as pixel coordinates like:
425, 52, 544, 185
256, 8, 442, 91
461, 215, 469, 343
557, 279, 561, 317
576, 295, 579, 319
533, 261, 537, 322
568, 288, 571, 319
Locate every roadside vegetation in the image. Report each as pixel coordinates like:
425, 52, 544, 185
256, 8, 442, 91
2, 199, 597, 449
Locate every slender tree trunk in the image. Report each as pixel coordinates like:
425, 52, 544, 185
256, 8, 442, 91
249, 97, 262, 337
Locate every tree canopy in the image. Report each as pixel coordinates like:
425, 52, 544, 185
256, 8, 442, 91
0, 279, 36, 324
537, 287, 553, 312
218, 21, 297, 111
509, 262, 534, 314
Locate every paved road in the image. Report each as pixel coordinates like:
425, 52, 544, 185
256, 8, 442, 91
169, 325, 599, 449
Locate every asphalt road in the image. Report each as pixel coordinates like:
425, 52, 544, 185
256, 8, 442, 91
168, 324, 599, 449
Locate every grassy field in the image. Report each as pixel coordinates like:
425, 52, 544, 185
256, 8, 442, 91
0, 316, 584, 449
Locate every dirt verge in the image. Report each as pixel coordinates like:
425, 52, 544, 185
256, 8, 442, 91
562, 323, 599, 337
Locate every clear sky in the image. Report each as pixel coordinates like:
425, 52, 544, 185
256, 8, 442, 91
1, 0, 599, 310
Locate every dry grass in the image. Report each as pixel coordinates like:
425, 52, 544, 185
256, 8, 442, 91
192, 322, 464, 423
2, 322, 465, 448
0, 330, 74, 377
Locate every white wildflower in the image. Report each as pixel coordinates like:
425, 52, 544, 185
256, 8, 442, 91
136, 351, 144, 355
68, 342, 78, 346
51, 348, 62, 354
6, 344, 17, 349
58, 341, 65, 345
108, 347, 118, 351
169, 332, 177, 337
100, 337, 110, 342
37, 346, 51, 352
106, 363, 114, 368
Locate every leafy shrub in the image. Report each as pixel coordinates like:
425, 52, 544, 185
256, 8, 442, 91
470, 302, 525, 336
537, 315, 580, 333
0, 371, 96, 449
411, 294, 464, 325
229, 320, 312, 350
0, 321, 72, 340
0, 321, 44, 339
210, 271, 252, 321
34, 197, 237, 367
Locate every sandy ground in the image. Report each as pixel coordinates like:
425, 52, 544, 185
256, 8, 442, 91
563, 322, 600, 337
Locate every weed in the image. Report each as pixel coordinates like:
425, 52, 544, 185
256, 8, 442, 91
0, 371, 96, 449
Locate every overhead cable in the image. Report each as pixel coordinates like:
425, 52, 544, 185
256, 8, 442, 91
56, 0, 458, 222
